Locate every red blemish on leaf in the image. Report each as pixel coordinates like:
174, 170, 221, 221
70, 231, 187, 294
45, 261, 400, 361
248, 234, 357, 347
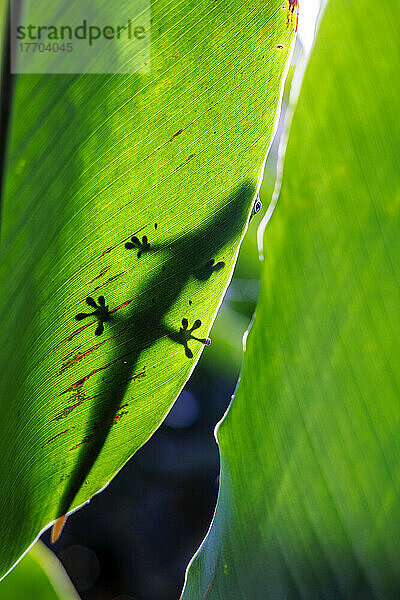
58, 343, 103, 375
131, 368, 146, 381
51, 514, 68, 544
171, 128, 184, 140
53, 322, 93, 351
64, 387, 86, 406
105, 368, 145, 386
88, 266, 111, 284
91, 271, 127, 294
53, 298, 139, 355
167, 122, 194, 143
68, 403, 130, 450
100, 365, 146, 387
47, 392, 99, 424
100, 240, 127, 257
51, 399, 86, 421
112, 410, 128, 424
40, 429, 71, 449
59, 363, 111, 396
110, 298, 134, 313
69, 433, 95, 451
99, 227, 146, 258
204, 565, 217, 598
61, 345, 81, 363
174, 154, 196, 172
57, 324, 136, 374
140, 120, 195, 165
101, 246, 117, 257
57, 341, 142, 396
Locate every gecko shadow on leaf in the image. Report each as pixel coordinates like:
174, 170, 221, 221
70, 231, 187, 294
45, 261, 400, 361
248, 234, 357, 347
56, 182, 255, 520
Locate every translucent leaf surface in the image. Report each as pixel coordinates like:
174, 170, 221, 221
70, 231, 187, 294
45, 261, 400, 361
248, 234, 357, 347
0, 0, 295, 579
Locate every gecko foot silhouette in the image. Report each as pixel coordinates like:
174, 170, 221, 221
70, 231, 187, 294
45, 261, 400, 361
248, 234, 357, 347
75, 296, 110, 336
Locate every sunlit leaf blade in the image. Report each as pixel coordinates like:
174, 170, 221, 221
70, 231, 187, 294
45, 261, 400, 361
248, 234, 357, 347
182, 0, 400, 597
0, 543, 80, 600
0, 0, 295, 579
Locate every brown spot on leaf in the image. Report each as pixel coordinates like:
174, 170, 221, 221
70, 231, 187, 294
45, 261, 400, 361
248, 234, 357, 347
40, 429, 71, 449
112, 409, 128, 424
58, 343, 103, 375
101, 366, 146, 387
51, 399, 86, 421
59, 363, 111, 396
141, 120, 195, 164
99, 226, 146, 258
286, 0, 299, 31
61, 345, 81, 363
51, 515, 68, 544
110, 298, 134, 313
53, 323, 93, 351
132, 368, 146, 381
91, 271, 127, 294
174, 154, 196, 172
69, 402, 130, 450
69, 433, 96, 451
88, 266, 111, 284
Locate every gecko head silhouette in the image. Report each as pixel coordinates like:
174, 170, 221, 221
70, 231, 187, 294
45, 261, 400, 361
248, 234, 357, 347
195, 258, 225, 281
249, 196, 262, 222
75, 296, 110, 336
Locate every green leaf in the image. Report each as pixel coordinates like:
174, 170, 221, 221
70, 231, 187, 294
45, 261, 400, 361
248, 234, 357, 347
182, 0, 400, 597
0, 0, 295, 580
0, 543, 80, 600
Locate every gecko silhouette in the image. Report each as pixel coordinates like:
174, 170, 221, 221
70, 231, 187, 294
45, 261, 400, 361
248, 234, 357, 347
56, 182, 255, 520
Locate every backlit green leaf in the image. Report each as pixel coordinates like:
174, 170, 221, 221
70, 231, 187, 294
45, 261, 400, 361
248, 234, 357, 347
0, 0, 295, 579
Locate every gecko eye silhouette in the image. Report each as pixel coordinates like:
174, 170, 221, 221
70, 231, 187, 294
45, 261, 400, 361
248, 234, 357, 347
125, 235, 151, 258
75, 296, 110, 336
254, 198, 262, 213
249, 197, 262, 221
195, 258, 225, 281
171, 318, 211, 359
